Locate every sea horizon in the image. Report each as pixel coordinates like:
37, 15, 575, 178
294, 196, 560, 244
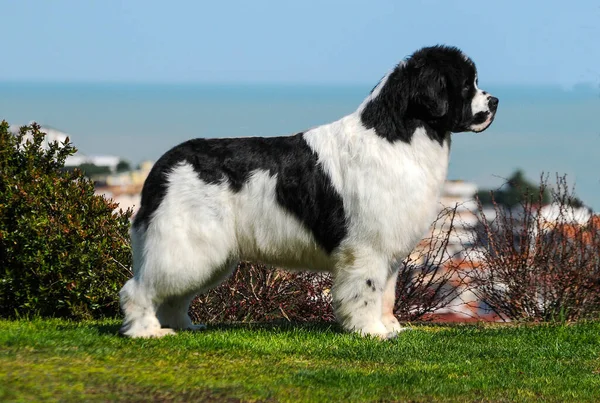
2, 81, 599, 210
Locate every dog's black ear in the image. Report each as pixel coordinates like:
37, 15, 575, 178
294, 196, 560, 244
411, 66, 448, 119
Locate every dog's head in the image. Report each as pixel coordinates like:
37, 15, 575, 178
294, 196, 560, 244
360, 45, 498, 141
407, 45, 498, 133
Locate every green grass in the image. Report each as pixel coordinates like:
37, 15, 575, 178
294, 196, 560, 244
0, 320, 599, 402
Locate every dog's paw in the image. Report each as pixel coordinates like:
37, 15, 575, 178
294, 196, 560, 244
141, 328, 177, 338
354, 319, 411, 340
121, 327, 176, 339
154, 328, 177, 338
382, 314, 405, 333
376, 328, 411, 340
355, 321, 393, 340
186, 324, 207, 331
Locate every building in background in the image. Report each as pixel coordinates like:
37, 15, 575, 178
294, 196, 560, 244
94, 161, 154, 212
10, 123, 122, 172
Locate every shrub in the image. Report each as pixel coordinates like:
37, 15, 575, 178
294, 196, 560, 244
0, 121, 132, 319
471, 175, 600, 321
394, 207, 469, 321
189, 262, 335, 323
477, 169, 551, 208
116, 160, 132, 173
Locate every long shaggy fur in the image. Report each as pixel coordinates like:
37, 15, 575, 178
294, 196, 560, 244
119, 45, 498, 339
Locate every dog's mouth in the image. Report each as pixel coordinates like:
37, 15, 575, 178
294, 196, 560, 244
469, 111, 495, 133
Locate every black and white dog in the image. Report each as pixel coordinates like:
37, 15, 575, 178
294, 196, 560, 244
120, 45, 498, 339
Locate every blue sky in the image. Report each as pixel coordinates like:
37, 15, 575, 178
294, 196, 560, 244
3, 0, 600, 86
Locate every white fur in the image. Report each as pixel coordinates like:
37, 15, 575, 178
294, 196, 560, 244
469, 76, 495, 132
303, 114, 449, 336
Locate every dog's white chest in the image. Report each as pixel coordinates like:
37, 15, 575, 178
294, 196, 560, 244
305, 118, 450, 258
374, 129, 450, 254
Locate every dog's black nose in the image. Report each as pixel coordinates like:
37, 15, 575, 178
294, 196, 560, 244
488, 97, 499, 111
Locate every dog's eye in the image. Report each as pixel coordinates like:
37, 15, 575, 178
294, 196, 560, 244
462, 84, 470, 93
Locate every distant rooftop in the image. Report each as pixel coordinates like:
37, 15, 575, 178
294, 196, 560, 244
10, 123, 121, 170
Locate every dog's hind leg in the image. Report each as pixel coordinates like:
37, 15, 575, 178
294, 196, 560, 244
332, 249, 395, 339
156, 292, 205, 331
119, 225, 176, 338
120, 222, 236, 338
119, 163, 241, 338
155, 261, 237, 332
119, 277, 175, 338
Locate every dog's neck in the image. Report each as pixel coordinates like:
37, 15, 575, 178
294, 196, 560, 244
353, 99, 450, 148
355, 64, 451, 147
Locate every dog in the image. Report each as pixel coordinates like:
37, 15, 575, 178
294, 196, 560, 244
119, 45, 498, 339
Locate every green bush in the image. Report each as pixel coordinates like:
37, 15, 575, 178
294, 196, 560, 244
477, 169, 551, 208
0, 121, 132, 319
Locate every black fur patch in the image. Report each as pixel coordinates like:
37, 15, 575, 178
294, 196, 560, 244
360, 45, 479, 145
471, 111, 490, 125
133, 133, 348, 254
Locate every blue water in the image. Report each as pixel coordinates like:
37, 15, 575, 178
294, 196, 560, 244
1, 82, 599, 210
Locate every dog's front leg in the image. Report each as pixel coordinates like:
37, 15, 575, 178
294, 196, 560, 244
381, 266, 406, 333
332, 250, 396, 339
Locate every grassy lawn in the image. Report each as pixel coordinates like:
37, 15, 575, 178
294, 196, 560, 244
0, 319, 599, 402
